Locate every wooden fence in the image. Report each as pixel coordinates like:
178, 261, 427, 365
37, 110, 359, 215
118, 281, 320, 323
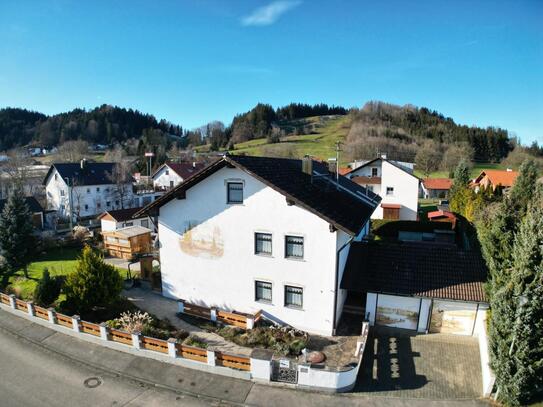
0, 291, 251, 376
179, 299, 263, 330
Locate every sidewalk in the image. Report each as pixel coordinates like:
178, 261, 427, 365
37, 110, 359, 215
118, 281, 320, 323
123, 287, 253, 356
0, 308, 490, 407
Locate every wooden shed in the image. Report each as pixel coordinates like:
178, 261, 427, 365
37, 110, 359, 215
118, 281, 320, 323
102, 226, 152, 259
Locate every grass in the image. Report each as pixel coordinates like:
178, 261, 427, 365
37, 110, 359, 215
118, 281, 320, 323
414, 162, 508, 179
7, 247, 82, 300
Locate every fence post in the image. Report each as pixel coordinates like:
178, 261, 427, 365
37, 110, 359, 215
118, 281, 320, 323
72, 315, 81, 333
131, 331, 142, 350
167, 338, 177, 358
177, 300, 184, 314
99, 322, 109, 340
246, 316, 255, 329
210, 307, 217, 322
47, 307, 56, 324
8, 294, 16, 309
26, 301, 35, 317
206, 349, 216, 366
250, 349, 273, 382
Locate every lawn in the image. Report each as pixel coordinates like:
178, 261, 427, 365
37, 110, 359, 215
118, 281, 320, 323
414, 162, 508, 179
7, 247, 81, 300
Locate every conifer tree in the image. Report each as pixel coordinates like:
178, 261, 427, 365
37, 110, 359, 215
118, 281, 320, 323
0, 188, 35, 284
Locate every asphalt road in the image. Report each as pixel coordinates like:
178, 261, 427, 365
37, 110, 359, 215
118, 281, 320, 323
0, 327, 216, 407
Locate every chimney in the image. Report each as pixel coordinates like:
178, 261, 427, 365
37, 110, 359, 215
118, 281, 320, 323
80, 158, 87, 170
506, 168, 512, 172
380, 153, 387, 160
302, 155, 313, 176
193, 161, 196, 168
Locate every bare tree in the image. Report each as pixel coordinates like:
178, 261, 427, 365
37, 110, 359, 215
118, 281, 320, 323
56, 140, 89, 162
441, 143, 474, 174
106, 161, 134, 209
415, 141, 442, 178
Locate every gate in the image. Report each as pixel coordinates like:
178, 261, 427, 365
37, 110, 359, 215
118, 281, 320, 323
271, 359, 298, 384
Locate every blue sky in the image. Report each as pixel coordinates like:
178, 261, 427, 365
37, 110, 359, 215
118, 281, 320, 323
0, 0, 541, 144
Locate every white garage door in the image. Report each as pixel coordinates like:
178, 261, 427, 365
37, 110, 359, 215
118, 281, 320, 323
430, 300, 477, 335
376, 294, 420, 330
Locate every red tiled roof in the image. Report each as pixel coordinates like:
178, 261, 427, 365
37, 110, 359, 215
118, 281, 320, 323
165, 162, 207, 180
473, 169, 519, 187
427, 210, 456, 220
338, 167, 351, 176
423, 178, 452, 190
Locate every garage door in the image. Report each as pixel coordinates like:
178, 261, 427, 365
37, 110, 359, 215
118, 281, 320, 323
376, 294, 420, 330
430, 300, 477, 335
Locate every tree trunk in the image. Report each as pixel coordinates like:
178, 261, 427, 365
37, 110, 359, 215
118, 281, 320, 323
23, 266, 29, 279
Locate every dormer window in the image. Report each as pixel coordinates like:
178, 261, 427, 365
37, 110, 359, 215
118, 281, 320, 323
227, 182, 243, 204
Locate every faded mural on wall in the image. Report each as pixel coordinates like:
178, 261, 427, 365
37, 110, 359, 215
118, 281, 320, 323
429, 300, 477, 335
179, 220, 224, 259
376, 294, 420, 330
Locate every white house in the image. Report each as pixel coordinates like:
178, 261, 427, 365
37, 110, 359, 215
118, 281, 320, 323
98, 207, 156, 232
44, 160, 135, 220
152, 162, 206, 191
137, 155, 380, 336
345, 157, 420, 220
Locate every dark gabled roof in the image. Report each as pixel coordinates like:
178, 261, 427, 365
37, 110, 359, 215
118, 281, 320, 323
98, 207, 146, 222
153, 162, 207, 180
341, 241, 487, 302
136, 155, 381, 236
346, 157, 420, 181
43, 162, 121, 186
0, 196, 44, 214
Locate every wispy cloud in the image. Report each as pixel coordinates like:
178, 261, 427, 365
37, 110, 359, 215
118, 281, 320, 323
241, 1, 301, 27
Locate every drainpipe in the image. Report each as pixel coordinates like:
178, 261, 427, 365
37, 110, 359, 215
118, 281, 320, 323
332, 234, 355, 335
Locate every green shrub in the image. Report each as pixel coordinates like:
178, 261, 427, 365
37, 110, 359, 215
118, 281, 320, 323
63, 246, 123, 315
33, 268, 61, 307
185, 336, 208, 349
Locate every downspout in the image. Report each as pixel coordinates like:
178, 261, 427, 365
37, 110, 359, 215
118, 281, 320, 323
332, 233, 355, 335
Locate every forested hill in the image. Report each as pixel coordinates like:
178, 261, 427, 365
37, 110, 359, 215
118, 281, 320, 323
0, 105, 183, 151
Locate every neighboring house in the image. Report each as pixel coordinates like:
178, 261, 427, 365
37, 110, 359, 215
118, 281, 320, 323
102, 226, 153, 259
341, 241, 488, 335
420, 178, 453, 199
345, 157, 420, 220
43, 160, 134, 220
152, 162, 207, 191
427, 210, 457, 229
137, 155, 381, 336
98, 207, 155, 232
471, 169, 519, 192
0, 196, 45, 230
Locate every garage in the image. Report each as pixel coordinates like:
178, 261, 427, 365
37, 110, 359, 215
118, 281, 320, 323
375, 294, 420, 330
429, 300, 478, 335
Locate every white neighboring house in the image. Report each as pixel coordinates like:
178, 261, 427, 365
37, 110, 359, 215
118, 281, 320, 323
44, 160, 134, 220
152, 162, 206, 191
98, 207, 156, 232
345, 156, 420, 220
137, 155, 380, 336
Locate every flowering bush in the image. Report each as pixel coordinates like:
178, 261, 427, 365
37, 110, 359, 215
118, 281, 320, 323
109, 311, 153, 333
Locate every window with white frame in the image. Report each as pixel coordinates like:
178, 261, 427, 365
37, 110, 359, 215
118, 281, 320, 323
284, 285, 303, 308
255, 281, 272, 303
255, 232, 272, 255
227, 182, 243, 204
165, 169, 169, 175
285, 235, 304, 259
371, 167, 378, 177
60, 190, 65, 197
386, 187, 394, 196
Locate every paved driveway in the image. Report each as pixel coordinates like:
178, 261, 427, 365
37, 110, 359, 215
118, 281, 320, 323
355, 326, 483, 399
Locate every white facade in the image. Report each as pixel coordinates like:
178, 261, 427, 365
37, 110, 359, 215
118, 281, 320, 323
158, 166, 368, 336
100, 216, 154, 232
348, 159, 419, 220
153, 166, 184, 190
45, 168, 133, 219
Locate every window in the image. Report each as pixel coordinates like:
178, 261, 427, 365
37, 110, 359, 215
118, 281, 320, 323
96, 187, 100, 192
255, 281, 272, 303
60, 189, 65, 197
386, 187, 394, 196
165, 169, 169, 175
105, 187, 110, 193
84, 204, 89, 210
255, 233, 272, 255
54, 174, 58, 181
227, 182, 243, 204
106, 201, 111, 207
124, 222, 133, 227
284, 286, 303, 308
115, 200, 119, 206
169, 180, 174, 188
87, 188, 91, 194
285, 236, 304, 259
141, 219, 149, 228
371, 167, 378, 177
96, 202, 101, 209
